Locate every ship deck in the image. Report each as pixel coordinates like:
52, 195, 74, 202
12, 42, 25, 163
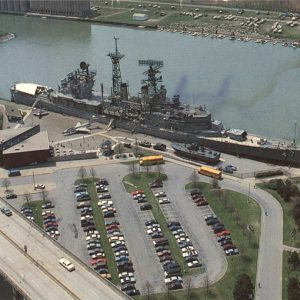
205, 134, 298, 149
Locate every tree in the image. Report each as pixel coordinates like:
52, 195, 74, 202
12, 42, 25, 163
90, 167, 97, 182
23, 192, 32, 207
233, 273, 254, 300
114, 143, 123, 154
292, 203, 300, 229
129, 160, 136, 175
212, 178, 220, 189
40, 189, 49, 204
288, 277, 300, 300
145, 281, 152, 300
156, 163, 164, 179
185, 277, 192, 299
2, 178, 11, 192
189, 170, 199, 188
288, 251, 300, 270
204, 274, 210, 298
77, 167, 87, 182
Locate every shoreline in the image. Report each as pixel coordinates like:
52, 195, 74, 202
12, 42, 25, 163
157, 22, 300, 48
1, 9, 299, 48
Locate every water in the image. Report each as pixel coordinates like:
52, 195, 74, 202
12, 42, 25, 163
1, 14, 300, 140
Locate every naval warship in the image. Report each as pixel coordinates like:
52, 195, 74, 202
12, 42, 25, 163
10, 38, 300, 166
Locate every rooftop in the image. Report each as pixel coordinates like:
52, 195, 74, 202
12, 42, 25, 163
0, 127, 29, 145
3, 131, 49, 154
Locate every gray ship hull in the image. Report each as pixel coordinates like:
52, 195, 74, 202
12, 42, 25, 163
196, 137, 300, 167
11, 92, 300, 167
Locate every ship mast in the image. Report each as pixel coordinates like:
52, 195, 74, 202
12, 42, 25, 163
139, 59, 163, 98
108, 37, 124, 96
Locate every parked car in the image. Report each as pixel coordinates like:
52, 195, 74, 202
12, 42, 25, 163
140, 204, 152, 211
34, 184, 45, 190
138, 140, 151, 148
153, 143, 167, 151
154, 191, 166, 198
223, 166, 234, 174
42, 202, 55, 209
6, 193, 17, 199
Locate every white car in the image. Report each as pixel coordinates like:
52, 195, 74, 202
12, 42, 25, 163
59, 258, 75, 272
34, 184, 45, 190
118, 272, 134, 278
159, 198, 170, 204
154, 191, 166, 198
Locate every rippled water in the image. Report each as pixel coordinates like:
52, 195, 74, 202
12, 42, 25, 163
1, 14, 300, 140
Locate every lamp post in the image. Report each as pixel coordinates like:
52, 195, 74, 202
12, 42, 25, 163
32, 171, 36, 189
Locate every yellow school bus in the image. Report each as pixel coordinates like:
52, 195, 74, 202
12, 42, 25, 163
198, 166, 222, 179
139, 155, 164, 166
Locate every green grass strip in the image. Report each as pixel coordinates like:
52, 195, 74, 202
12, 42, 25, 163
24, 200, 43, 228
123, 172, 191, 276
257, 183, 300, 248
86, 180, 120, 285
282, 250, 300, 300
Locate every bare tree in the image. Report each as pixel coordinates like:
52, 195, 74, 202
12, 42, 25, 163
228, 205, 235, 216
204, 273, 210, 298
211, 178, 220, 189
189, 169, 199, 188
233, 211, 241, 225
2, 178, 11, 192
40, 189, 49, 204
129, 160, 136, 175
145, 281, 152, 300
156, 163, 164, 179
90, 167, 97, 182
185, 276, 192, 299
23, 192, 32, 207
77, 167, 87, 182
114, 143, 123, 155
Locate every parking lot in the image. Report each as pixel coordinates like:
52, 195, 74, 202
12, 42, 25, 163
2, 161, 229, 294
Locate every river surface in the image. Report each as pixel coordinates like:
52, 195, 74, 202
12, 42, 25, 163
1, 14, 300, 140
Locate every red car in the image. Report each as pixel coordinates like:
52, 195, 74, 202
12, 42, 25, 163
90, 258, 107, 265
216, 230, 230, 237
106, 224, 119, 231
131, 190, 144, 196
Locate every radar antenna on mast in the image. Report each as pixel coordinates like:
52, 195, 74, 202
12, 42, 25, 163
138, 60, 164, 98
108, 37, 124, 96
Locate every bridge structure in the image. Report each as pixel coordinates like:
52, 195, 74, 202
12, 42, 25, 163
0, 198, 130, 300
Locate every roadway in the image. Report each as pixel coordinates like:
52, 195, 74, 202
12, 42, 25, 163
221, 179, 283, 300
0, 198, 130, 300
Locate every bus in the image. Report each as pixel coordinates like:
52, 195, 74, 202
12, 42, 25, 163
8, 169, 21, 177
198, 166, 222, 179
139, 155, 164, 166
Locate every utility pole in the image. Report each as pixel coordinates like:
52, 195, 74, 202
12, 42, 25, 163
32, 171, 36, 189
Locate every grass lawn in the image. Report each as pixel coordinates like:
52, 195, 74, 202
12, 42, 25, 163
257, 183, 300, 248
282, 251, 300, 300
123, 172, 195, 277
24, 200, 44, 228
86, 179, 120, 285
134, 181, 260, 300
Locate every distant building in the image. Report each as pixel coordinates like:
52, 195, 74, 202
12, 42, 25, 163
0, 0, 90, 16
132, 13, 148, 21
